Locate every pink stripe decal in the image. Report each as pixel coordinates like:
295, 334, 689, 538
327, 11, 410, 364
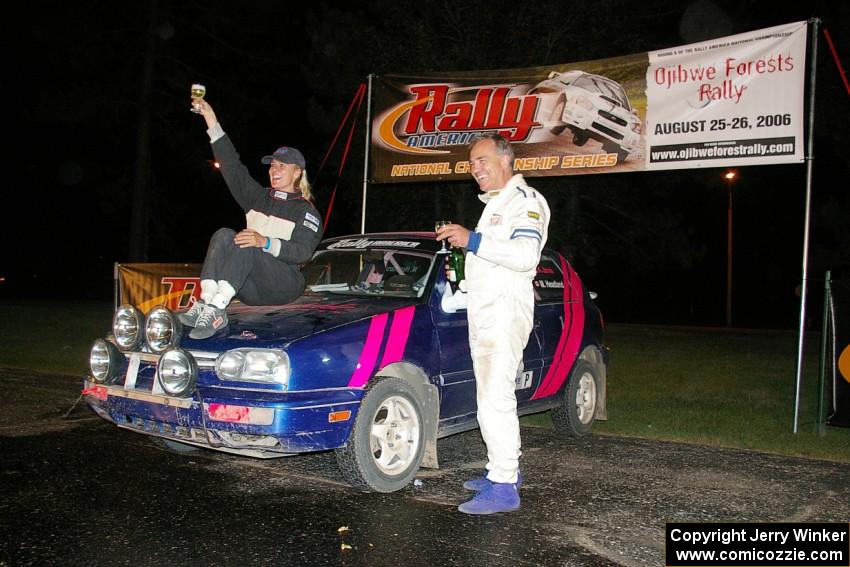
531, 255, 586, 400
347, 313, 389, 388
379, 305, 416, 368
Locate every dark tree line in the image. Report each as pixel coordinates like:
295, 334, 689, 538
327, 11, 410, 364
6, 0, 849, 326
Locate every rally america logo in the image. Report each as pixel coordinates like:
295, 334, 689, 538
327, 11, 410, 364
375, 84, 541, 155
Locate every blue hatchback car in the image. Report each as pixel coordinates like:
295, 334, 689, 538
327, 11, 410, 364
85, 232, 608, 493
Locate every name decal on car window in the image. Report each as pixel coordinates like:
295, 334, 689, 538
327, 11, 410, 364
327, 239, 421, 250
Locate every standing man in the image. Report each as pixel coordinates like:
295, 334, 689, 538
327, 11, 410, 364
437, 133, 550, 515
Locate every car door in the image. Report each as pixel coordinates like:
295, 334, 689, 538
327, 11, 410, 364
432, 272, 542, 425
528, 252, 576, 402
432, 280, 475, 426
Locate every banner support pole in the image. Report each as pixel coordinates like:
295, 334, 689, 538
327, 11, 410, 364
113, 262, 120, 311
361, 74, 373, 234
817, 270, 831, 437
793, 18, 821, 433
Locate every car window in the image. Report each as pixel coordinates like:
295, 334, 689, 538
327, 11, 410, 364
533, 255, 566, 303
573, 75, 629, 108
302, 249, 435, 299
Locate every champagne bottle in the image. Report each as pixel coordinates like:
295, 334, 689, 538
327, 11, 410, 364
448, 245, 465, 283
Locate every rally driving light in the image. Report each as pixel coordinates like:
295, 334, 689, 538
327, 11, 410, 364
216, 349, 291, 386
156, 347, 198, 397
145, 306, 181, 353
113, 304, 144, 351
89, 338, 124, 384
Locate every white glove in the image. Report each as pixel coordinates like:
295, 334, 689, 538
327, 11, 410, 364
441, 283, 467, 313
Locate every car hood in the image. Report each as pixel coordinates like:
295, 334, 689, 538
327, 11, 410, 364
183, 294, 418, 349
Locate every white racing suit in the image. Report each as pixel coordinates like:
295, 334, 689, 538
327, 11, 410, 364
464, 174, 549, 484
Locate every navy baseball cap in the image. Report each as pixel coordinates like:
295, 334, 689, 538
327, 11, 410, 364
261, 146, 306, 169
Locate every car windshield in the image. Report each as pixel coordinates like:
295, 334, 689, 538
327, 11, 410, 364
301, 248, 436, 298
572, 75, 630, 109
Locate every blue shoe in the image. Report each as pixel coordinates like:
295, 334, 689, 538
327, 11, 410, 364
458, 482, 520, 515
463, 470, 522, 492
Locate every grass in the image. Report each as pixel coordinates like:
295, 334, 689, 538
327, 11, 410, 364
2, 299, 849, 461
0, 299, 113, 376
525, 324, 850, 462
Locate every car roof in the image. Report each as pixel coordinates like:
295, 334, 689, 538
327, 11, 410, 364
556, 70, 618, 85
555, 70, 584, 80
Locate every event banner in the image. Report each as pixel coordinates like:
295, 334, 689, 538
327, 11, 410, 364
116, 263, 201, 314
370, 21, 807, 183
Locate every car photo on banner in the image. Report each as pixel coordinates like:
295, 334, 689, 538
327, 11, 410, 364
84, 233, 608, 493
528, 70, 643, 162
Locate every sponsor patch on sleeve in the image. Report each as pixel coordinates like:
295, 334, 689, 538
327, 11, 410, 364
303, 220, 319, 232
305, 211, 321, 226
527, 210, 540, 220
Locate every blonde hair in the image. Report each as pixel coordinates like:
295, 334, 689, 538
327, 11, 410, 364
297, 169, 313, 202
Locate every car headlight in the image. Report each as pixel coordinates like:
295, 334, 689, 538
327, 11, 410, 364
145, 306, 182, 353
113, 304, 144, 351
89, 338, 124, 384
575, 95, 594, 111
216, 349, 291, 386
156, 347, 198, 397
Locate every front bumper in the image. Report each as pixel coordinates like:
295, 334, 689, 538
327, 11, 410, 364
83, 379, 361, 456
565, 107, 640, 152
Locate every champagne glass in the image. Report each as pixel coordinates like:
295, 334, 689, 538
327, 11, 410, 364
190, 83, 206, 113
435, 220, 451, 254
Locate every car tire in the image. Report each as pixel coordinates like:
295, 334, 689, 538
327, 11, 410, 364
572, 131, 589, 147
602, 141, 629, 162
551, 359, 598, 437
150, 437, 201, 454
550, 98, 566, 135
335, 377, 425, 493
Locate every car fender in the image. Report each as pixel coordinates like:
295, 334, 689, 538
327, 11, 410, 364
578, 344, 608, 421
373, 361, 440, 469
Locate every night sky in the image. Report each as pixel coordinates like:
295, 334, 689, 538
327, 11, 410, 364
5, 0, 849, 327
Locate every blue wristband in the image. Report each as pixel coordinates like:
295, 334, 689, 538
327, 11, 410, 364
467, 231, 482, 254
264, 237, 271, 250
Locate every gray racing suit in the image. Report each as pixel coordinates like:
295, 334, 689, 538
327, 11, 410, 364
464, 173, 550, 484
199, 124, 322, 305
